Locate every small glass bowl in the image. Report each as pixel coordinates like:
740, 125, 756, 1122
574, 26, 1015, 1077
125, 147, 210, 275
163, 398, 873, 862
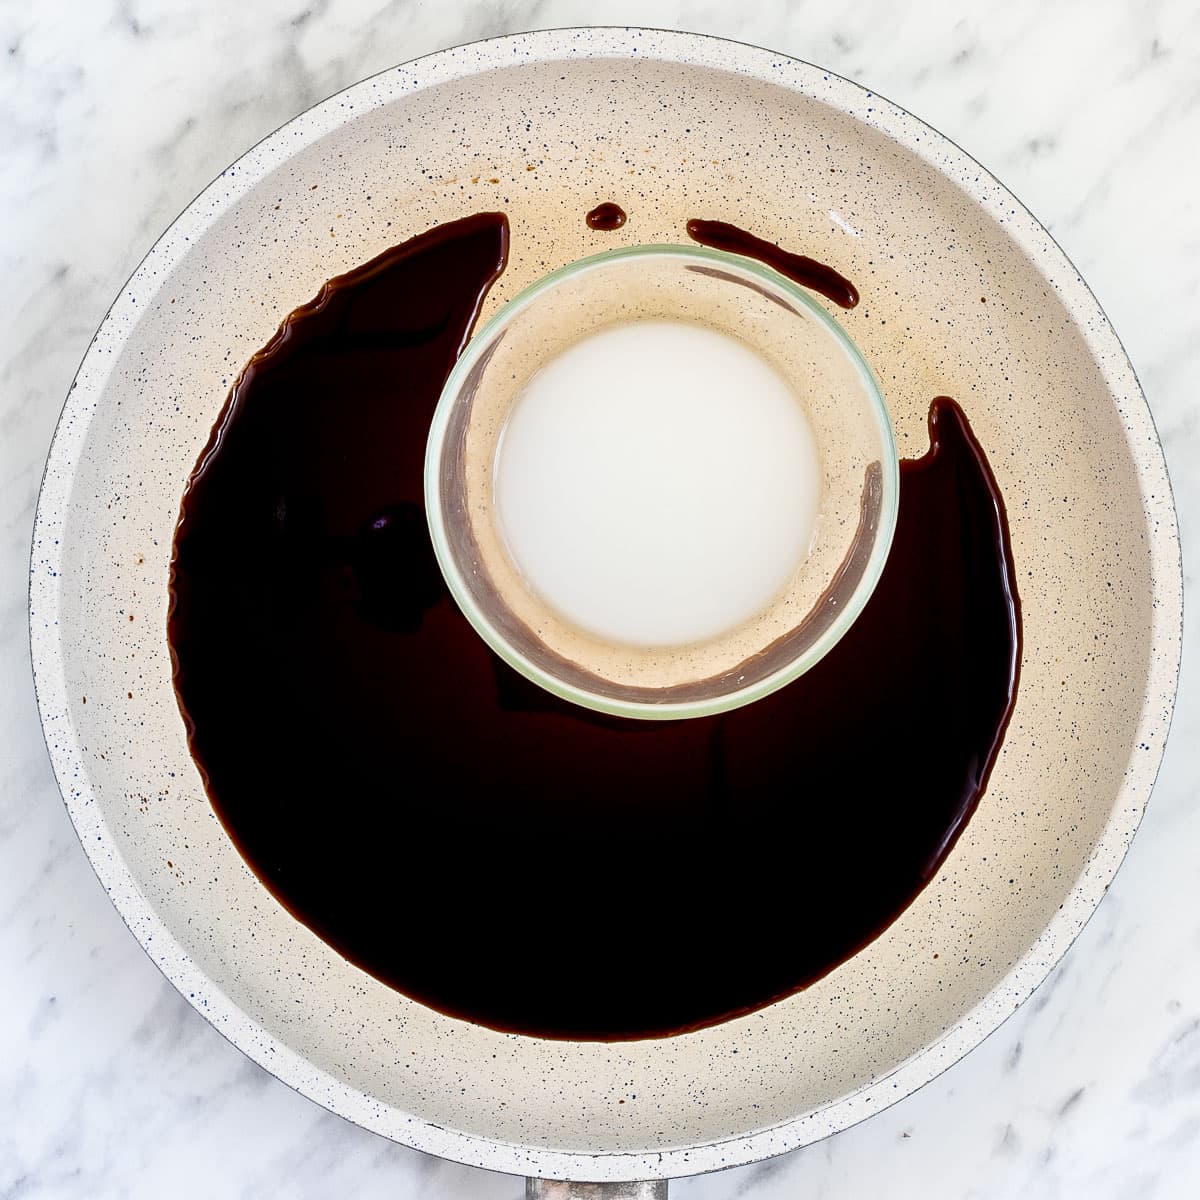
425, 244, 898, 720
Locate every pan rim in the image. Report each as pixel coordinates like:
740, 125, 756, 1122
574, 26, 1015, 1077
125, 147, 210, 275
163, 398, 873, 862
28, 26, 1183, 1182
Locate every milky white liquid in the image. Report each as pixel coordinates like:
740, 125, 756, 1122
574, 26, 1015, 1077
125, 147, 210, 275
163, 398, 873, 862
494, 320, 820, 648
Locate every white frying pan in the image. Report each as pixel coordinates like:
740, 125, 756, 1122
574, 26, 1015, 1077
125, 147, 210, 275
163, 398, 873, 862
29, 29, 1181, 1196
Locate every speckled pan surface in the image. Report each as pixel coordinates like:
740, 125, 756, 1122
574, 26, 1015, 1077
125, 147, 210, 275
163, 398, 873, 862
29, 28, 1181, 1183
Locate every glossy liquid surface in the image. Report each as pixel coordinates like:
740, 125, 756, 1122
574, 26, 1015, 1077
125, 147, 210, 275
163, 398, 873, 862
495, 319, 820, 647
686, 218, 860, 308
586, 202, 627, 230
169, 214, 1021, 1040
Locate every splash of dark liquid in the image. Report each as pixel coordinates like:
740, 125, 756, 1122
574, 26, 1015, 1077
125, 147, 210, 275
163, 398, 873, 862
586, 202, 627, 230
686, 218, 859, 308
169, 214, 1019, 1040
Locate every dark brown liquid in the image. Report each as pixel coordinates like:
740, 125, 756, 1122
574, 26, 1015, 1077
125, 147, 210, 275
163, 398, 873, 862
586, 202, 627, 230
686, 218, 859, 308
169, 214, 1020, 1041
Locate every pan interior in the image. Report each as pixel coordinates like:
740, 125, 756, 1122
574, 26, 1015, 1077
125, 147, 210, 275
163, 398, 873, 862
34, 38, 1177, 1175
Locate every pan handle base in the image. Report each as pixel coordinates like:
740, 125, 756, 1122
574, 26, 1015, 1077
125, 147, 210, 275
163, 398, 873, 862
526, 1181, 668, 1199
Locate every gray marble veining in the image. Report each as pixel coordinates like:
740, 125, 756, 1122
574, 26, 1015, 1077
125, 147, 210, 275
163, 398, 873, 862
2, 1, 1199, 1196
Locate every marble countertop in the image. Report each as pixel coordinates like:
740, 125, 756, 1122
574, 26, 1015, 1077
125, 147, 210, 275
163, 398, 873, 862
2, 1, 1198, 1196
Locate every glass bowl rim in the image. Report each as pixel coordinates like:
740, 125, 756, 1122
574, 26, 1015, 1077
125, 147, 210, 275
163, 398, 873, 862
424, 241, 900, 720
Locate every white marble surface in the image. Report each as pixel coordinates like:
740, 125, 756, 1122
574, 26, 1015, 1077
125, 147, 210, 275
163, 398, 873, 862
2, 0, 1198, 1195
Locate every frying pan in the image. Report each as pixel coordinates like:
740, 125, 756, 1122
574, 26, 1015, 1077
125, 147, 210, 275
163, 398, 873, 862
29, 29, 1182, 1196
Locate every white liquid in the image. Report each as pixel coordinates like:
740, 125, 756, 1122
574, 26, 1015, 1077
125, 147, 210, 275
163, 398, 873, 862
494, 321, 820, 647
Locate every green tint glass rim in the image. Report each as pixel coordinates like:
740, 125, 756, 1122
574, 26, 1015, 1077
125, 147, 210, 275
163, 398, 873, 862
424, 241, 900, 720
